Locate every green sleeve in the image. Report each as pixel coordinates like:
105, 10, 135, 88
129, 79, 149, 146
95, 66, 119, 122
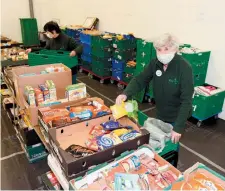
174, 64, 194, 134
68, 38, 83, 54
123, 62, 154, 98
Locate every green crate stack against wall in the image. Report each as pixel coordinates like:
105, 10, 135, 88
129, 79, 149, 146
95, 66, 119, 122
20, 18, 39, 46
112, 36, 136, 82
91, 35, 113, 77
132, 39, 154, 102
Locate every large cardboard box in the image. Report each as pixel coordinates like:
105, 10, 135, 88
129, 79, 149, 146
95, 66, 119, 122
48, 115, 150, 178
12, 64, 72, 126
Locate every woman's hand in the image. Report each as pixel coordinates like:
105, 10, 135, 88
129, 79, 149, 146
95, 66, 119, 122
171, 130, 181, 143
70, 50, 76, 57
25, 48, 32, 54
116, 94, 127, 105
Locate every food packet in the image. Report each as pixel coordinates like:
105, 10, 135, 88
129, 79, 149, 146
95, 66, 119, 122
69, 106, 94, 120
42, 108, 69, 123
101, 121, 120, 131
110, 100, 138, 121
65, 144, 96, 158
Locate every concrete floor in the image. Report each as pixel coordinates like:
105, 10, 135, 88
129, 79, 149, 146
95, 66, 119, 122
1, 72, 225, 190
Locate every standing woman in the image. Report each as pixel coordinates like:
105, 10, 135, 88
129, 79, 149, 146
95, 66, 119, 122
116, 33, 194, 165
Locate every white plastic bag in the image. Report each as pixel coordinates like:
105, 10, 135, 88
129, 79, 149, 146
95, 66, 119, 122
142, 118, 173, 153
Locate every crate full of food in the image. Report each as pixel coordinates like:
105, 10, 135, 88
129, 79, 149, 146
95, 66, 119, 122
112, 34, 136, 50
48, 114, 150, 177
91, 34, 114, 48
69, 144, 182, 190
192, 84, 225, 120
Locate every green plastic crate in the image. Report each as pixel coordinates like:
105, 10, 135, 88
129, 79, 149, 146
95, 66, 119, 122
91, 35, 113, 48
192, 88, 225, 120
112, 38, 136, 50
135, 61, 149, 74
137, 39, 153, 53
92, 67, 111, 77
124, 65, 136, 75
113, 49, 135, 62
178, 51, 210, 74
193, 73, 206, 86
20, 18, 39, 46
25, 143, 48, 163
28, 50, 78, 68
138, 111, 179, 155
91, 47, 112, 58
91, 55, 112, 64
81, 60, 92, 71
123, 73, 134, 83
136, 39, 153, 63
92, 58, 111, 69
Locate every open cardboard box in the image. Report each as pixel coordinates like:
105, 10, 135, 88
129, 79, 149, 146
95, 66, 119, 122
12, 64, 73, 126
69, 144, 182, 190
48, 115, 150, 178
12, 63, 72, 108
38, 97, 110, 131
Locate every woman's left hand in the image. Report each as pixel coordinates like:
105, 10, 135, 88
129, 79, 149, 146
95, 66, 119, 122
171, 130, 181, 143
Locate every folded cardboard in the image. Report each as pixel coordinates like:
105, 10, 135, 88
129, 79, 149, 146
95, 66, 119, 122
48, 115, 150, 177
12, 63, 72, 108
38, 97, 109, 131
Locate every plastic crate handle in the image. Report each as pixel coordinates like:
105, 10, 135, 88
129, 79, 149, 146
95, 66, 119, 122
42, 55, 49, 59
56, 51, 65, 54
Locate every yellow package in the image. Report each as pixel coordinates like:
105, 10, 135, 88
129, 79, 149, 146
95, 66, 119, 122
110, 102, 127, 120
110, 100, 138, 121
112, 128, 130, 136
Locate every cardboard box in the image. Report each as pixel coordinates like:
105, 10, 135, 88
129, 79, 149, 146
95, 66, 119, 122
48, 115, 150, 177
38, 97, 110, 131
12, 63, 72, 108
12, 64, 72, 126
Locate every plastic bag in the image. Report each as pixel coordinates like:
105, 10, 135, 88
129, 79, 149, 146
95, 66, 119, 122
142, 118, 173, 153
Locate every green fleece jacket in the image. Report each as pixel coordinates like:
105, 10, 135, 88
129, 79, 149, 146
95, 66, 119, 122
124, 54, 194, 134
45, 33, 83, 54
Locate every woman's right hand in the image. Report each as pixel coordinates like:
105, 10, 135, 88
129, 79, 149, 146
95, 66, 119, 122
25, 48, 32, 54
116, 94, 127, 105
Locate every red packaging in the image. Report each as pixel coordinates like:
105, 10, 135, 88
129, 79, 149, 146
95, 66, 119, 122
85, 138, 99, 151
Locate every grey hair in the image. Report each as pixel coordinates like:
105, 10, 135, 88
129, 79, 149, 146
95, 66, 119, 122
153, 33, 180, 50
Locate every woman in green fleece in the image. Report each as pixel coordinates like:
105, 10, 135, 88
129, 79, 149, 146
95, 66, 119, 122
116, 33, 194, 144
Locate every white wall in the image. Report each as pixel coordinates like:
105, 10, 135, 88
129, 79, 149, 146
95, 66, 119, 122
4, 0, 222, 119
1, 0, 31, 42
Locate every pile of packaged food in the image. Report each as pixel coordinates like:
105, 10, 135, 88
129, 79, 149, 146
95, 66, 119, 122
25, 80, 57, 107
126, 61, 136, 68
70, 145, 181, 190
115, 33, 135, 40
1, 47, 28, 61
39, 99, 111, 128
25, 82, 87, 107
83, 120, 141, 152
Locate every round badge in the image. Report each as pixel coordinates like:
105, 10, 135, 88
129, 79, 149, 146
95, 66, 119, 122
156, 70, 162, 77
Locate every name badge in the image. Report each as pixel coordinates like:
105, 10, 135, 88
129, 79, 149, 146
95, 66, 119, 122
156, 70, 162, 77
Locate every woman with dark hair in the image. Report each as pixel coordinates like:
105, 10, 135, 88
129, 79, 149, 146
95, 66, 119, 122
26, 21, 82, 56
26, 21, 82, 83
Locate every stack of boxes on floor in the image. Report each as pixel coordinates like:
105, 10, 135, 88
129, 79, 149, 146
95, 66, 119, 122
111, 35, 136, 83
91, 34, 113, 81
80, 31, 92, 71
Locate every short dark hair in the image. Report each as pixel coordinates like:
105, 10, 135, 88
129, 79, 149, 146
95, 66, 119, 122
43, 21, 61, 33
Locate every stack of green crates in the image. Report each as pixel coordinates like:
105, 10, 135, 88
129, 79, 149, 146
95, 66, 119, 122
112, 37, 136, 82
20, 18, 39, 46
178, 45, 211, 86
91, 35, 113, 77
133, 39, 154, 102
